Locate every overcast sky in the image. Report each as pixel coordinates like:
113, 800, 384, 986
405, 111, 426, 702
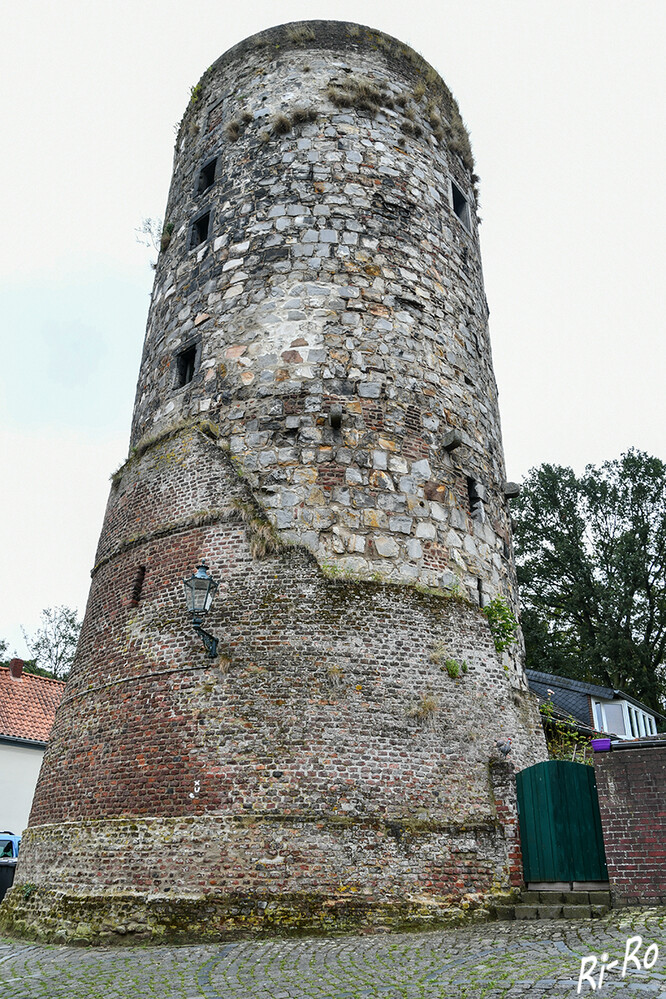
1, 0, 664, 657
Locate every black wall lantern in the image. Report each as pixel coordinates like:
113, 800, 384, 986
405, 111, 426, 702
183, 562, 219, 657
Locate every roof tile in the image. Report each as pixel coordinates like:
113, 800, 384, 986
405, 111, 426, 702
0, 666, 65, 743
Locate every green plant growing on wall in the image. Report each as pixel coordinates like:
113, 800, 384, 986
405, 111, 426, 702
429, 640, 447, 664
326, 76, 386, 114
409, 694, 439, 728
291, 106, 319, 125
539, 701, 596, 765
223, 111, 253, 142
111, 418, 221, 483
327, 665, 344, 689
444, 658, 468, 679
287, 24, 315, 45
443, 578, 468, 603
272, 113, 292, 136
445, 658, 460, 679
231, 498, 280, 559
430, 642, 468, 678
483, 597, 518, 654
189, 82, 202, 104
135, 217, 163, 253
225, 120, 242, 142
160, 221, 174, 252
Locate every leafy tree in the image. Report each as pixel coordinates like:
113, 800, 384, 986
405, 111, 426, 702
512, 450, 666, 712
21, 606, 81, 680
1, 637, 59, 678
22, 660, 59, 679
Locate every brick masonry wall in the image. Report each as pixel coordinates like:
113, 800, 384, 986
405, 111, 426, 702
4, 427, 545, 941
593, 743, 666, 906
2, 21, 548, 943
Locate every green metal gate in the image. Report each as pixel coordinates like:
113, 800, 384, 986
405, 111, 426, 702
516, 760, 608, 883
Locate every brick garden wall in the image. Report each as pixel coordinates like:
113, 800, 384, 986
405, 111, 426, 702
593, 743, 666, 906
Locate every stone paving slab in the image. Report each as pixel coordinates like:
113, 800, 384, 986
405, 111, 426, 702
0, 909, 664, 999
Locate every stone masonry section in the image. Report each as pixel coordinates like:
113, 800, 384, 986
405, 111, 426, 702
131, 20, 520, 624
1, 21, 547, 944
593, 742, 666, 907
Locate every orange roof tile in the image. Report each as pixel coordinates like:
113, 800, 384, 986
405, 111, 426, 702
0, 664, 65, 744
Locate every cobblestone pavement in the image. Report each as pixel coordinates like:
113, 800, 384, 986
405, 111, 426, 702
0, 910, 664, 999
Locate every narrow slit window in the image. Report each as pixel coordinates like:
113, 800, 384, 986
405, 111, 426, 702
451, 182, 471, 230
176, 345, 197, 387
131, 566, 146, 604
467, 476, 485, 522
197, 158, 217, 194
190, 210, 211, 248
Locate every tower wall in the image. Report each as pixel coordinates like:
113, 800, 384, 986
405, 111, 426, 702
1, 22, 546, 944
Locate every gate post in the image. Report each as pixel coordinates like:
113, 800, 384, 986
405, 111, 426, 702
593, 741, 666, 906
490, 759, 523, 888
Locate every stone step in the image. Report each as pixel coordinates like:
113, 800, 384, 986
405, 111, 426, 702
518, 889, 611, 906
491, 890, 611, 921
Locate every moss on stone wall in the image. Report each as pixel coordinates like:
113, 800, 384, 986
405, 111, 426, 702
0, 884, 500, 946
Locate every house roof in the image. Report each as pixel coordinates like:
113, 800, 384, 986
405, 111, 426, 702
0, 662, 65, 745
526, 669, 666, 725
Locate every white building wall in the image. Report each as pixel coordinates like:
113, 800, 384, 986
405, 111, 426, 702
0, 741, 45, 836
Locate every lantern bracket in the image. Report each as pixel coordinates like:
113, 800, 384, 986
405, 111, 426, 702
193, 621, 218, 658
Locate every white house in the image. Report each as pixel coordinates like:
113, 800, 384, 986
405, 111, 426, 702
526, 669, 665, 740
0, 659, 64, 836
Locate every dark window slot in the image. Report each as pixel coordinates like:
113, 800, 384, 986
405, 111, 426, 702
197, 159, 217, 194
190, 211, 211, 248
467, 476, 485, 521
176, 345, 197, 387
451, 182, 471, 230
131, 566, 146, 604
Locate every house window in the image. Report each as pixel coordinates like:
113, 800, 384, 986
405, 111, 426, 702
197, 158, 217, 194
175, 344, 197, 387
594, 698, 658, 739
625, 702, 658, 738
603, 702, 626, 737
451, 181, 471, 230
628, 704, 638, 737
190, 210, 211, 249
594, 702, 605, 731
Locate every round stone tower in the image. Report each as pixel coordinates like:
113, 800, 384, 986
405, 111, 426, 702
3, 21, 546, 943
